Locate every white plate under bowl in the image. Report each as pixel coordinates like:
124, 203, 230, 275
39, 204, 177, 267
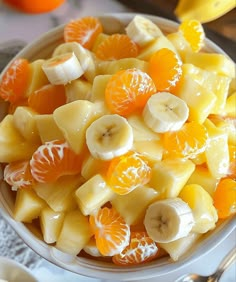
0, 13, 235, 281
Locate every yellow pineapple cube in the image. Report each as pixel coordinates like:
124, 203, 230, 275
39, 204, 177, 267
40, 206, 65, 244
35, 114, 64, 143
34, 175, 83, 212
65, 79, 92, 103
224, 92, 236, 118
75, 174, 114, 216
204, 119, 230, 178
167, 31, 191, 60
81, 155, 110, 180
0, 115, 39, 162
187, 165, 219, 196
133, 140, 163, 163
179, 184, 218, 233
25, 59, 49, 97
56, 210, 92, 256
184, 52, 235, 78
97, 58, 148, 75
53, 100, 99, 154
111, 185, 158, 225
90, 74, 112, 102
137, 36, 178, 61
92, 33, 109, 52
14, 189, 45, 223
149, 158, 195, 198
13, 106, 41, 143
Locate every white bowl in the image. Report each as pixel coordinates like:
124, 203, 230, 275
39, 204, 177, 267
0, 13, 235, 281
0, 256, 38, 282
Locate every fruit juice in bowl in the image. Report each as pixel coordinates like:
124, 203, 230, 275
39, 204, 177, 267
0, 13, 235, 281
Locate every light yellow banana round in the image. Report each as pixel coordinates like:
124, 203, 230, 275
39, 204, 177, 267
175, 0, 236, 23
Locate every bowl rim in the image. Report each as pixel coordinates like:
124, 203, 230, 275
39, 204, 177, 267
0, 12, 235, 281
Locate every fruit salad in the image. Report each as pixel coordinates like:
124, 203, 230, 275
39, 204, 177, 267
0, 15, 235, 266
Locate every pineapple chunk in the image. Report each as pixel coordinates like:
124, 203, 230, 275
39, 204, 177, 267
25, 59, 49, 97
35, 114, 64, 143
90, 74, 112, 102
75, 174, 114, 216
14, 189, 45, 223
167, 31, 191, 59
204, 119, 230, 178
187, 165, 219, 196
159, 232, 201, 261
34, 175, 83, 212
81, 155, 110, 180
92, 33, 109, 52
133, 140, 163, 163
13, 106, 41, 143
97, 58, 148, 75
137, 36, 178, 61
40, 206, 65, 244
56, 210, 92, 256
53, 100, 100, 154
149, 158, 195, 198
83, 237, 102, 257
224, 92, 236, 118
184, 52, 235, 78
0, 115, 39, 162
179, 184, 218, 233
111, 185, 158, 225
65, 79, 92, 103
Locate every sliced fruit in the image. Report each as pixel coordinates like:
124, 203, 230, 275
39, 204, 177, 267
179, 184, 218, 233
106, 151, 152, 195
83, 237, 103, 257
65, 79, 92, 103
144, 198, 194, 243
75, 174, 114, 216
86, 114, 133, 160
42, 52, 84, 85
30, 140, 83, 183
56, 210, 92, 256
148, 158, 195, 198
105, 68, 156, 116
112, 231, 163, 265
89, 206, 130, 256
90, 74, 112, 102
133, 140, 163, 163
143, 92, 189, 133
224, 93, 236, 118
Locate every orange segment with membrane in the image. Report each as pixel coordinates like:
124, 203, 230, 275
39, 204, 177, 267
149, 48, 182, 91
95, 34, 139, 60
64, 16, 103, 50
30, 140, 82, 183
28, 84, 66, 114
4, 161, 35, 190
89, 207, 130, 256
179, 20, 205, 52
163, 121, 208, 159
112, 231, 162, 265
105, 68, 156, 116
107, 151, 152, 195
213, 178, 236, 219
0, 58, 30, 103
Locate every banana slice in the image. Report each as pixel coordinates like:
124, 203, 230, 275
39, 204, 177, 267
143, 92, 189, 133
144, 198, 194, 243
125, 15, 163, 47
42, 52, 84, 85
86, 114, 133, 160
52, 42, 96, 82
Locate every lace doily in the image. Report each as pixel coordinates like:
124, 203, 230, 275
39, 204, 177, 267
0, 213, 42, 269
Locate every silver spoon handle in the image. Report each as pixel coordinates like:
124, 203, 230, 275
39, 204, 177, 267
212, 247, 236, 281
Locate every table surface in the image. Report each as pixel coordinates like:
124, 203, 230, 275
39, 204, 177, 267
0, 0, 235, 281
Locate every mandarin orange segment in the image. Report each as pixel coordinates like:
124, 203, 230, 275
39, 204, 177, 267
30, 140, 82, 183
105, 68, 156, 116
149, 48, 182, 91
107, 151, 152, 195
4, 161, 35, 190
179, 20, 205, 52
0, 58, 30, 103
163, 121, 208, 159
112, 231, 162, 265
95, 34, 139, 61
89, 207, 130, 256
213, 178, 236, 219
28, 84, 66, 114
64, 16, 103, 50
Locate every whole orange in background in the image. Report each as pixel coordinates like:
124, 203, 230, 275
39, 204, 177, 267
4, 0, 65, 14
